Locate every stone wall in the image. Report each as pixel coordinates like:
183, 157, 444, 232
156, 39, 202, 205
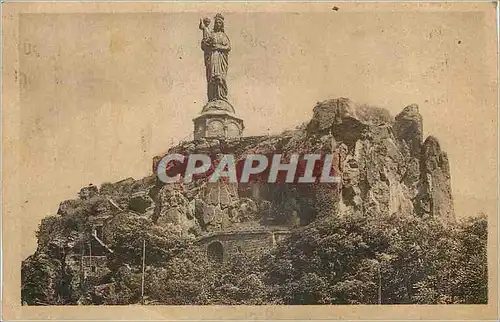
196, 230, 291, 262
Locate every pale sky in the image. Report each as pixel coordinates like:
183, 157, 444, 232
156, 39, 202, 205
16, 9, 498, 257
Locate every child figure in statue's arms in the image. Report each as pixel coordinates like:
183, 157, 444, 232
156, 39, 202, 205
199, 17, 214, 46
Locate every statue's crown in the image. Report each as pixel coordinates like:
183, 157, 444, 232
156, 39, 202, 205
214, 13, 224, 21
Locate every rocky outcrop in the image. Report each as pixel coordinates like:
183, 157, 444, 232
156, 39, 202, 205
22, 97, 456, 305
152, 183, 197, 232
394, 104, 423, 158
415, 136, 454, 221
65, 98, 453, 235
307, 98, 367, 150
339, 122, 413, 218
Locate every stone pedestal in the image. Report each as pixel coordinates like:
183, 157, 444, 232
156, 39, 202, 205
193, 99, 244, 140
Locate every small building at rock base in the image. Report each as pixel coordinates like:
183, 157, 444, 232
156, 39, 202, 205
196, 228, 292, 263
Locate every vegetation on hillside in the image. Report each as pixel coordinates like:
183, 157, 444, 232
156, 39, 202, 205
22, 209, 487, 305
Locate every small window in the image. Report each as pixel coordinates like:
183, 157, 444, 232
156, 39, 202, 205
91, 266, 96, 273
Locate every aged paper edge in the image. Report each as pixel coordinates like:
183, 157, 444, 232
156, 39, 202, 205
2, 2, 498, 321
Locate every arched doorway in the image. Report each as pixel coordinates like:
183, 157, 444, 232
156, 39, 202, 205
207, 241, 224, 263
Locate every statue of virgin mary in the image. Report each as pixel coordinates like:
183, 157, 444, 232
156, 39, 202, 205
201, 13, 231, 102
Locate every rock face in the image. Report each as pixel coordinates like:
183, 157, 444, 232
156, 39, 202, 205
416, 136, 454, 221
153, 183, 197, 232
307, 98, 367, 150
394, 104, 423, 158
306, 98, 425, 219
153, 97, 453, 234
22, 97, 455, 305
